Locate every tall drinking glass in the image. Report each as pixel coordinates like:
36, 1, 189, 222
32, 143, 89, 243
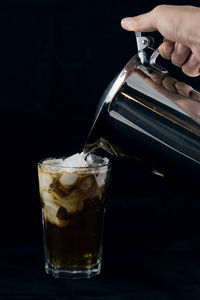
38, 156, 110, 279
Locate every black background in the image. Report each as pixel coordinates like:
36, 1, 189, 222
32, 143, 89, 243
1, 0, 200, 299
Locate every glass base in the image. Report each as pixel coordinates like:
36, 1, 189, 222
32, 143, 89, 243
45, 261, 101, 279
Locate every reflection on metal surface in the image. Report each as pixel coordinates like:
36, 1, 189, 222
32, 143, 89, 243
152, 169, 164, 177
84, 38, 200, 195
109, 110, 200, 165
120, 91, 200, 137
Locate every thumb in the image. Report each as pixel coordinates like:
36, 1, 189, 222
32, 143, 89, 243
121, 10, 157, 32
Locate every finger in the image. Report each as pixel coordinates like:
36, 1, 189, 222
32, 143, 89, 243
161, 75, 177, 93
171, 43, 191, 67
150, 71, 164, 85
121, 10, 157, 32
159, 41, 175, 60
175, 81, 193, 97
182, 55, 200, 77
190, 90, 200, 101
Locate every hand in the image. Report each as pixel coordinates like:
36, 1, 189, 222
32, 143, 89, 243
134, 68, 200, 124
121, 5, 200, 77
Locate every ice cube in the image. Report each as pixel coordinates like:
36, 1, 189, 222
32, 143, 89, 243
95, 171, 106, 187
41, 190, 54, 205
85, 154, 94, 166
77, 175, 97, 196
78, 176, 93, 191
43, 158, 64, 166
38, 171, 53, 190
63, 153, 88, 168
86, 153, 109, 167
42, 158, 64, 173
59, 173, 78, 187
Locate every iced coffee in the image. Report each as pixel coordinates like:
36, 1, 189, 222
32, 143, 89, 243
38, 153, 110, 279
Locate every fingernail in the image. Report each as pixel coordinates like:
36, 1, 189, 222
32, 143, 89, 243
121, 18, 135, 30
190, 90, 200, 101
176, 44, 188, 55
188, 55, 198, 66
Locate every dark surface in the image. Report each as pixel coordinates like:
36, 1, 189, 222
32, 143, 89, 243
1, 0, 200, 299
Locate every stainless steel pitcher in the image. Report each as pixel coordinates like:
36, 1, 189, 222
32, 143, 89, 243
84, 33, 200, 195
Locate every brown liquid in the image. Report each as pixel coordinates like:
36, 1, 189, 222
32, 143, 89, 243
43, 195, 106, 269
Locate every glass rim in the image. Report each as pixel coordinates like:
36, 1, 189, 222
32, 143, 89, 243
37, 156, 111, 170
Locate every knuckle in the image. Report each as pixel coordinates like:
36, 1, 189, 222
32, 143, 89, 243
153, 5, 165, 14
